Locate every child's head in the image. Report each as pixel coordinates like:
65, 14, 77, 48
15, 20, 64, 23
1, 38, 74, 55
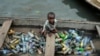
47, 12, 55, 24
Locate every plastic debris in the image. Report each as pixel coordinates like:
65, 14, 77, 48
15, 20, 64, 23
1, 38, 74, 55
0, 49, 11, 55
1, 30, 44, 56
1, 29, 95, 56
90, 40, 95, 51
56, 29, 95, 55
8, 29, 15, 35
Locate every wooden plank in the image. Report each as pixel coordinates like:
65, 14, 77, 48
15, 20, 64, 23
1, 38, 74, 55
86, 0, 100, 10
96, 25, 100, 37
0, 19, 100, 30
12, 19, 100, 30
0, 19, 12, 48
45, 34, 55, 56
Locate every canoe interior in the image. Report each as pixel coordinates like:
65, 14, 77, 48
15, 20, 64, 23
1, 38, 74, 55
0, 19, 100, 56
6, 25, 100, 56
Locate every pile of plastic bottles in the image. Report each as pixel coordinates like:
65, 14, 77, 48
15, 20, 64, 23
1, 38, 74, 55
0, 29, 44, 56
55, 29, 95, 56
0, 29, 95, 56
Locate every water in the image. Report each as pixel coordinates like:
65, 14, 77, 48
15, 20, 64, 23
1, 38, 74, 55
0, 0, 100, 21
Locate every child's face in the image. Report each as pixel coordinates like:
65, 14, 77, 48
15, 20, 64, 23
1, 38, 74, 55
48, 14, 55, 24
48, 18, 54, 23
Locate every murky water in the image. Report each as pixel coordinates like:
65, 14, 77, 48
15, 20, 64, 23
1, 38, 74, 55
0, 0, 100, 21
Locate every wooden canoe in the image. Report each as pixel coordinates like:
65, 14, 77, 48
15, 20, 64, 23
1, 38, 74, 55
86, 0, 100, 10
0, 18, 100, 56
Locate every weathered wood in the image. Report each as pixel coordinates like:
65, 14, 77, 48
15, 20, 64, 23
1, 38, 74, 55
10, 19, 100, 30
45, 34, 55, 56
0, 19, 100, 30
86, 0, 100, 10
96, 25, 100, 37
0, 19, 12, 48
12, 19, 100, 30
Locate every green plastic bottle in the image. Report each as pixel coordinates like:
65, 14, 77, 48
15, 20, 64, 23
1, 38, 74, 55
76, 47, 84, 52
58, 32, 68, 41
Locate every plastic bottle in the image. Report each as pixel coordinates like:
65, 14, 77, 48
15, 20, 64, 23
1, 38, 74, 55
37, 49, 42, 54
25, 35, 29, 42
68, 29, 78, 37
16, 45, 20, 52
75, 36, 82, 42
75, 51, 82, 55
82, 37, 90, 47
21, 34, 25, 42
90, 40, 95, 51
22, 42, 27, 53
22, 46, 27, 53
83, 51, 91, 56
12, 49, 18, 54
8, 29, 15, 35
61, 43, 67, 51
58, 32, 66, 41
1, 49, 11, 55
29, 49, 34, 54
28, 32, 34, 38
10, 39, 20, 49
75, 47, 84, 52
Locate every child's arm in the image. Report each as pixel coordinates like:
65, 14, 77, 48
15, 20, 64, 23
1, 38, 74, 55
51, 19, 58, 33
41, 20, 48, 34
53, 19, 57, 29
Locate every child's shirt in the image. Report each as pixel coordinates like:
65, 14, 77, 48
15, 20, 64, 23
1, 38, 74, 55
42, 19, 57, 32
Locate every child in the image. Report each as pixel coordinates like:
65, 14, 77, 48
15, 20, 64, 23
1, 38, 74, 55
41, 12, 57, 36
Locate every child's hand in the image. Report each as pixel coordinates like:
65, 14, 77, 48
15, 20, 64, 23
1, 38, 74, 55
40, 31, 43, 35
41, 31, 47, 36
52, 29, 57, 33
